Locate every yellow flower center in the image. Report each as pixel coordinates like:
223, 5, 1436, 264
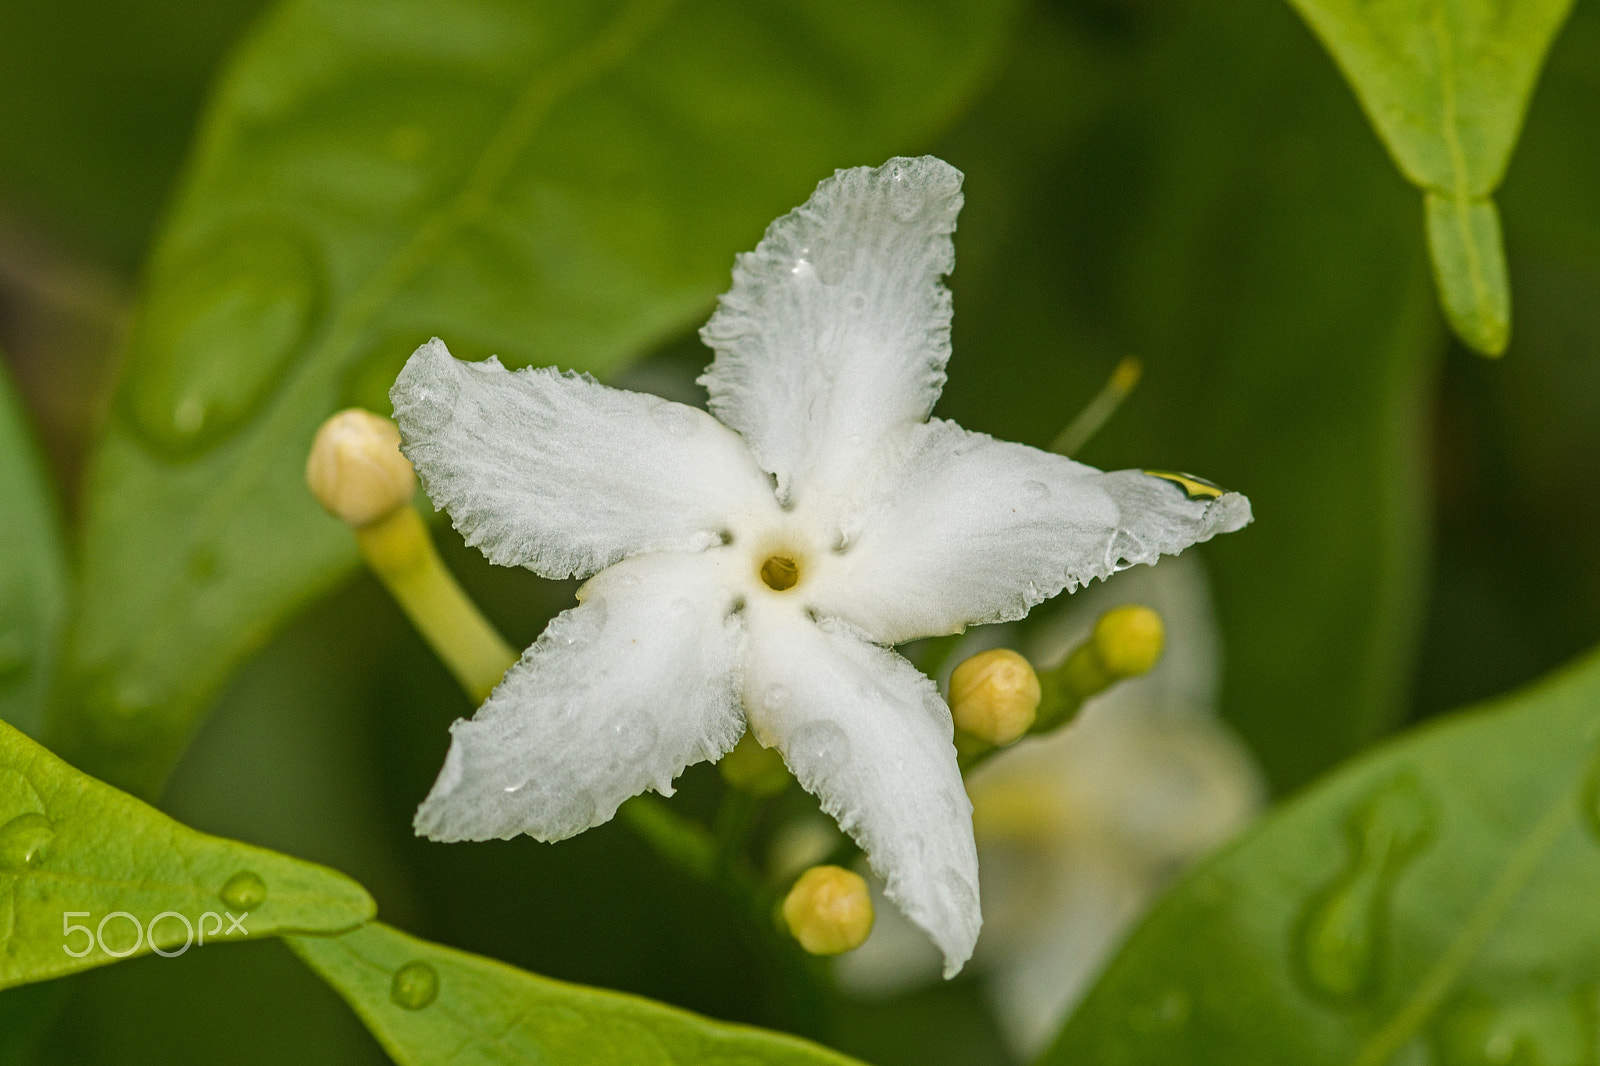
760, 554, 801, 591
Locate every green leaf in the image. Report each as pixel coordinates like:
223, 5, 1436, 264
290, 920, 864, 1065
936, 0, 1440, 791
1043, 644, 1600, 1065
0, 0, 267, 263
0, 717, 374, 990
1283, 0, 1577, 355
0, 359, 68, 739
59, 0, 1022, 797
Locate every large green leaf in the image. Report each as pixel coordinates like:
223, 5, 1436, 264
58, 0, 1021, 797
1044, 644, 1600, 1064
290, 920, 863, 1065
0, 0, 266, 263
0, 359, 67, 739
1283, 0, 1577, 355
935, 0, 1440, 791
0, 717, 374, 990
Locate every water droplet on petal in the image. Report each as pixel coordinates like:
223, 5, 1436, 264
814, 245, 855, 285
0, 813, 54, 869
558, 791, 598, 835
390, 961, 439, 1010
649, 400, 697, 438
1023, 479, 1050, 500
609, 711, 659, 762
785, 721, 852, 783
939, 869, 978, 918
1295, 776, 1434, 1002
1106, 529, 1146, 572
220, 871, 268, 911
398, 347, 462, 434
547, 601, 607, 646
886, 166, 922, 222
763, 684, 789, 713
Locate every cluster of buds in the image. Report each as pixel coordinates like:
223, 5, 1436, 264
780, 603, 1166, 958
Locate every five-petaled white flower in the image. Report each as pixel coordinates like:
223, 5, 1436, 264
389, 156, 1252, 977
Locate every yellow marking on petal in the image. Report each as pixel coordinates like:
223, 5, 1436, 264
1143, 470, 1226, 501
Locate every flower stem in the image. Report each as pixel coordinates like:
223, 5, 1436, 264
356, 506, 517, 702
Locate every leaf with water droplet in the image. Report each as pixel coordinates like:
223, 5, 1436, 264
1044, 644, 1600, 1065
59, 0, 1025, 799
1283, 0, 1576, 354
0, 718, 373, 991
290, 920, 864, 1065
1295, 775, 1436, 1002
0, 359, 66, 740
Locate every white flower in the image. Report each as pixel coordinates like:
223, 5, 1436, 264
389, 156, 1252, 977
837, 557, 1263, 1049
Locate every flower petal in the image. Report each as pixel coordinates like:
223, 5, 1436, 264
699, 156, 963, 505
743, 612, 980, 977
391, 338, 775, 579
414, 551, 746, 843
811, 419, 1253, 644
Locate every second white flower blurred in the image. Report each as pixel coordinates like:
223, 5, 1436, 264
834, 554, 1264, 1058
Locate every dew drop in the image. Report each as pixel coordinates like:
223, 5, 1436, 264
1023, 479, 1050, 501
220, 871, 268, 911
1106, 530, 1145, 573
390, 961, 439, 1010
557, 790, 598, 835
785, 721, 851, 782
125, 227, 324, 455
398, 348, 462, 434
609, 711, 660, 762
1295, 775, 1435, 1002
763, 684, 790, 713
0, 813, 54, 869
939, 869, 978, 917
1128, 989, 1192, 1034
649, 400, 697, 438
814, 245, 855, 285
887, 166, 922, 222
547, 601, 607, 645
1431, 990, 1596, 1066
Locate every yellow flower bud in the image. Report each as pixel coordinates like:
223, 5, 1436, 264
719, 731, 792, 797
305, 409, 416, 527
783, 865, 874, 956
949, 648, 1041, 747
1092, 604, 1165, 679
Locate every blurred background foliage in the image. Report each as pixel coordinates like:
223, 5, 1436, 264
0, 0, 1595, 1063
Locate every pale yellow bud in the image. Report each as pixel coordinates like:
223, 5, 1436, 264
306, 409, 416, 527
1093, 604, 1165, 679
782, 865, 874, 956
949, 648, 1040, 747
